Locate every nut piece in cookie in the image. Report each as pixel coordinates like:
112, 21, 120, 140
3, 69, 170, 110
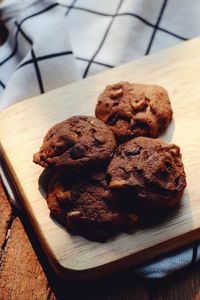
107, 137, 186, 209
33, 116, 117, 170
47, 170, 138, 242
95, 82, 173, 143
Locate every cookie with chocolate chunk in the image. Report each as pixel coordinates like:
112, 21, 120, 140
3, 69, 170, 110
95, 82, 173, 143
33, 116, 117, 170
47, 170, 138, 241
107, 137, 186, 208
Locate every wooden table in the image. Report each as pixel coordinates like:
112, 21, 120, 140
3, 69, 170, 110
0, 179, 200, 300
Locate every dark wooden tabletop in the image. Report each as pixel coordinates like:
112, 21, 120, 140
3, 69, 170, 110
1, 178, 200, 300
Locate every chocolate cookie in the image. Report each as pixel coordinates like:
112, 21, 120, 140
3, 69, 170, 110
95, 82, 173, 143
47, 170, 138, 241
107, 137, 186, 208
33, 116, 117, 170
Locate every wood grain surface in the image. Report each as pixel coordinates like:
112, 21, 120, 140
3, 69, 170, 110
1, 37, 200, 280
0, 180, 55, 300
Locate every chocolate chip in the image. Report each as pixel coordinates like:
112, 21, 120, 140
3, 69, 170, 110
131, 121, 149, 133
90, 128, 97, 134
125, 148, 140, 156
107, 114, 119, 125
93, 136, 105, 146
159, 170, 169, 177
107, 114, 130, 125
165, 161, 172, 170
70, 143, 86, 159
175, 176, 180, 185
51, 141, 74, 156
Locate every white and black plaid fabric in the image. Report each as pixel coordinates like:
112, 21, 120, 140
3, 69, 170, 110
0, 0, 200, 278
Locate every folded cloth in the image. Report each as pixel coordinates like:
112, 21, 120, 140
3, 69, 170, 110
0, 0, 200, 278
0, 0, 80, 110
133, 242, 200, 279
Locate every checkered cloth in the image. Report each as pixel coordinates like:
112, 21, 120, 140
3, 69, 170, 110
0, 0, 200, 278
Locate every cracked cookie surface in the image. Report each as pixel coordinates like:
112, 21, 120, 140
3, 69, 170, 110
95, 82, 173, 143
107, 137, 186, 208
47, 170, 138, 241
33, 116, 117, 170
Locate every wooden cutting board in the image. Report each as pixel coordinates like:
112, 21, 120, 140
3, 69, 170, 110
1, 38, 200, 281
